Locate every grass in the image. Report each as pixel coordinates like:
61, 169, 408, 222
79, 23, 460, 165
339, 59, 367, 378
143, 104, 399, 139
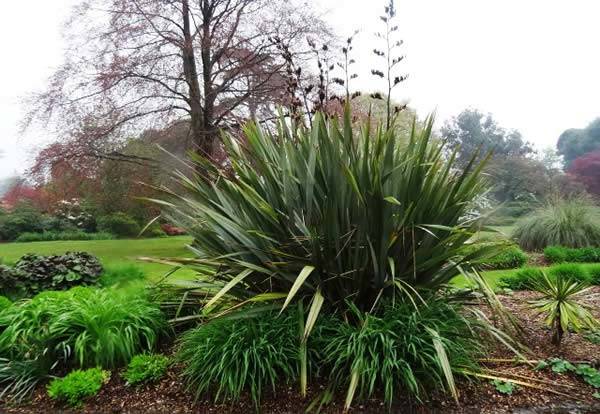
0, 236, 196, 281
3, 234, 591, 290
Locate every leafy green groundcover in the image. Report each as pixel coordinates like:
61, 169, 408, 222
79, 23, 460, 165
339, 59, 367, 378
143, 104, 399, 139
123, 354, 170, 386
0, 252, 103, 298
47, 368, 110, 407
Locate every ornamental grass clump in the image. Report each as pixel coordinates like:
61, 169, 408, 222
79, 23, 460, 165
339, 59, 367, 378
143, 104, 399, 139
159, 108, 510, 408
513, 198, 600, 251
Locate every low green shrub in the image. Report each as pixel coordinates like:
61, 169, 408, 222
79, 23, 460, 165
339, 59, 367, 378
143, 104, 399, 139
123, 354, 170, 385
97, 213, 141, 238
513, 198, 600, 251
587, 264, 600, 285
498, 267, 544, 290
477, 245, 527, 270
0, 287, 165, 400
47, 368, 110, 407
0, 252, 103, 297
15, 231, 115, 243
548, 263, 590, 284
544, 246, 600, 264
98, 265, 146, 288
314, 298, 482, 407
544, 246, 568, 263
177, 309, 300, 406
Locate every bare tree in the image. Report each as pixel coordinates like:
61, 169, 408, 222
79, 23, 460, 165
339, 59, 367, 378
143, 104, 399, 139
23, 0, 330, 166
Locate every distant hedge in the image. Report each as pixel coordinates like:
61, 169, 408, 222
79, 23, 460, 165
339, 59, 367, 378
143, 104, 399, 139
15, 231, 115, 243
544, 246, 600, 264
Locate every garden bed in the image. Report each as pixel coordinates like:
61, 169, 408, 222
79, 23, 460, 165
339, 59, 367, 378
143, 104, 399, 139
4, 289, 600, 413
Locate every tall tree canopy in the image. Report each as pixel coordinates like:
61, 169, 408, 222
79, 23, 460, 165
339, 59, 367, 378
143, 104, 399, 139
440, 109, 533, 168
557, 118, 600, 168
24, 0, 330, 167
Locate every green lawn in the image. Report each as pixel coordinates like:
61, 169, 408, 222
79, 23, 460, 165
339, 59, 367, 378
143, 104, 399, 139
0, 236, 197, 281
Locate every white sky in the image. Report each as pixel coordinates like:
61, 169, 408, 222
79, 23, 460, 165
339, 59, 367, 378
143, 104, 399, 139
1, 0, 599, 179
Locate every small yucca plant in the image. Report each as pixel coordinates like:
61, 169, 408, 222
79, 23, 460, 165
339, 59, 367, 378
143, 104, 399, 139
529, 273, 598, 345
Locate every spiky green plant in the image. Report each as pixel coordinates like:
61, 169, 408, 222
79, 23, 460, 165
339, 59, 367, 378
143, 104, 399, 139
157, 109, 508, 408
513, 197, 600, 251
529, 273, 598, 345
160, 109, 495, 316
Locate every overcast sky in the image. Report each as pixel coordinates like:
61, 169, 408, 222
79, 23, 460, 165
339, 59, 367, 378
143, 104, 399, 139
1, 0, 599, 179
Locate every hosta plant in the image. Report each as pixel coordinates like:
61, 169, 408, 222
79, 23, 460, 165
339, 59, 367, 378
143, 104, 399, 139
158, 108, 509, 407
529, 273, 598, 345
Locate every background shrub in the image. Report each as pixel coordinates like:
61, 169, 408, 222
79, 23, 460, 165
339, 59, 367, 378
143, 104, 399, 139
1, 252, 104, 296
177, 310, 300, 406
547, 263, 590, 283
47, 368, 109, 407
14, 231, 115, 243
544, 246, 568, 263
0, 205, 45, 241
476, 245, 527, 270
513, 198, 600, 251
544, 246, 600, 264
123, 354, 170, 385
97, 212, 141, 238
498, 267, 544, 290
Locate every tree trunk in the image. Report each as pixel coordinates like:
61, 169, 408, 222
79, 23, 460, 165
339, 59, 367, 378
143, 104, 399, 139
552, 313, 564, 346
181, 0, 212, 159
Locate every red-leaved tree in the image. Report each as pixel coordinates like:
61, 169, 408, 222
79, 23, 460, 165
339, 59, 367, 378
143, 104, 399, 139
569, 150, 600, 197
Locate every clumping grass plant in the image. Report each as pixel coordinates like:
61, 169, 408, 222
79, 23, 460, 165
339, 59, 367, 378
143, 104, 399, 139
0, 287, 165, 401
314, 298, 483, 408
158, 108, 512, 408
177, 309, 301, 407
513, 198, 600, 251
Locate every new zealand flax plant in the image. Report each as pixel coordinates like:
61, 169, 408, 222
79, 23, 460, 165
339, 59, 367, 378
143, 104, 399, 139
153, 107, 514, 408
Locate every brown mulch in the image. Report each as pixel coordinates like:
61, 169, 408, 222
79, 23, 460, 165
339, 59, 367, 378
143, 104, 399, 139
526, 253, 549, 268
3, 289, 600, 413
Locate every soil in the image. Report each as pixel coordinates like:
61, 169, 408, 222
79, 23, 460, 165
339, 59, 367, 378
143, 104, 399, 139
3, 288, 600, 413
